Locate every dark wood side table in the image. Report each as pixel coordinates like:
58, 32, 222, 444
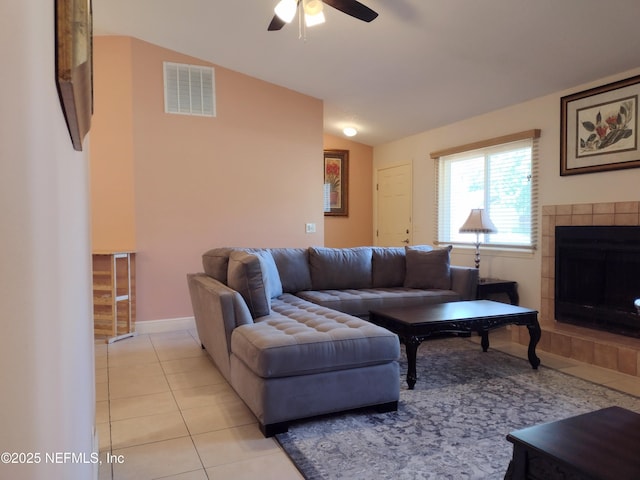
477, 278, 519, 305
505, 406, 640, 480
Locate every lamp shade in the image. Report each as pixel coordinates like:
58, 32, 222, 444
459, 208, 497, 234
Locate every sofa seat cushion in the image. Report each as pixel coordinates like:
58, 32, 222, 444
230, 294, 399, 379
295, 288, 461, 317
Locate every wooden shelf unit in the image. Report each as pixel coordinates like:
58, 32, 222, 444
92, 252, 136, 343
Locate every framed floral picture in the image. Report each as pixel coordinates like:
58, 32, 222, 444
55, 0, 93, 151
560, 74, 640, 176
324, 150, 349, 216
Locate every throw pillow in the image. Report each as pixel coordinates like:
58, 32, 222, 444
227, 250, 282, 319
255, 250, 283, 298
404, 245, 452, 290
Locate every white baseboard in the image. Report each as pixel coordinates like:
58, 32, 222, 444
135, 316, 196, 334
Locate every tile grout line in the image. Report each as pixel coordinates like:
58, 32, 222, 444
150, 331, 212, 480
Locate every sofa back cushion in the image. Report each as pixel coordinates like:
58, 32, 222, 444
404, 245, 452, 290
202, 247, 236, 283
371, 247, 407, 287
270, 248, 313, 293
227, 250, 283, 318
256, 250, 284, 298
309, 247, 373, 290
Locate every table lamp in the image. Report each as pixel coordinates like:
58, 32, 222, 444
459, 208, 497, 269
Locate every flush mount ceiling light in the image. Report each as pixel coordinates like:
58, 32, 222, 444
343, 127, 358, 137
269, 0, 378, 31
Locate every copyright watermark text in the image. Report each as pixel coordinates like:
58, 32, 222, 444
1, 451, 124, 464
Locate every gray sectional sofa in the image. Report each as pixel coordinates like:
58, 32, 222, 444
187, 245, 478, 436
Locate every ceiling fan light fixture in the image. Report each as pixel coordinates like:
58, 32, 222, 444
304, 11, 325, 26
303, 0, 323, 15
267, 0, 377, 32
274, 0, 297, 23
303, 0, 325, 26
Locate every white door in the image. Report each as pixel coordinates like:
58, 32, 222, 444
376, 164, 412, 246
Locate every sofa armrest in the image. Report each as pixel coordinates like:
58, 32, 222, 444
450, 266, 479, 300
187, 273, 253, 382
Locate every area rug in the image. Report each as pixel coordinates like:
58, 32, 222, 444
276, 337, 640, 479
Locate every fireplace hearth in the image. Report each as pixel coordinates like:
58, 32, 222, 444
555, 226, 640, 338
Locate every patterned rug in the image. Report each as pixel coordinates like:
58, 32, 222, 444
276, 337, 640, 479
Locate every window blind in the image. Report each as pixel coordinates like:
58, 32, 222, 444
434, 132, 540, 250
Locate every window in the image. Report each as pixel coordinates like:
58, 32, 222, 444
433, 131, 539, 250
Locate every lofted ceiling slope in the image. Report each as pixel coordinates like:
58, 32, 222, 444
93, 0, 640, 146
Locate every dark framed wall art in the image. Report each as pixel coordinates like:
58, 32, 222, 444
324, 149, 349, 216
55, 0, 93, 151
561, 75, 640, 176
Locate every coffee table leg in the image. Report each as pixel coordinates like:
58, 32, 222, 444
526, 321, 541, 369
480, 330, 489, 352
405, 337, 421, 390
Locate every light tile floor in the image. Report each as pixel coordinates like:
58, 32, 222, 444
95, 329, 303, 480
96, 327, 640, 479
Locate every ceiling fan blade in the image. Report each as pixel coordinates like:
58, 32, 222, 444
323, 0, 378, 22
268, 15, 287, 31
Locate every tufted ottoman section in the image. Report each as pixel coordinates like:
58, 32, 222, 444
230, 294, 400, 378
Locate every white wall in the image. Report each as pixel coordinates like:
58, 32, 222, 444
0, 2, 95, 479
374, 67, 640, 311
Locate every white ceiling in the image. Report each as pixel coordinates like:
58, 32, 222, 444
93, 0, 640, 147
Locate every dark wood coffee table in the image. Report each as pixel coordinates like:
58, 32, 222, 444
505, 406, 640, 479
369, 300, 540, 389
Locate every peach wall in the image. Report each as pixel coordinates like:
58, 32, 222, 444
92, 37, 324, 322
91, 37, 136, 251
323, 134, 374, 247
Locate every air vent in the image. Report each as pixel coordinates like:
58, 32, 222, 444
163, 62, 216, 117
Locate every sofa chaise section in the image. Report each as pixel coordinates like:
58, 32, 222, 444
230, 294, 400, 436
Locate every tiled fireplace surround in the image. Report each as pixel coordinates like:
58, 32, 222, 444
512, 201, 640, 377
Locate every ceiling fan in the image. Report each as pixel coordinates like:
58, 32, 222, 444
268, 0, 378, 31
